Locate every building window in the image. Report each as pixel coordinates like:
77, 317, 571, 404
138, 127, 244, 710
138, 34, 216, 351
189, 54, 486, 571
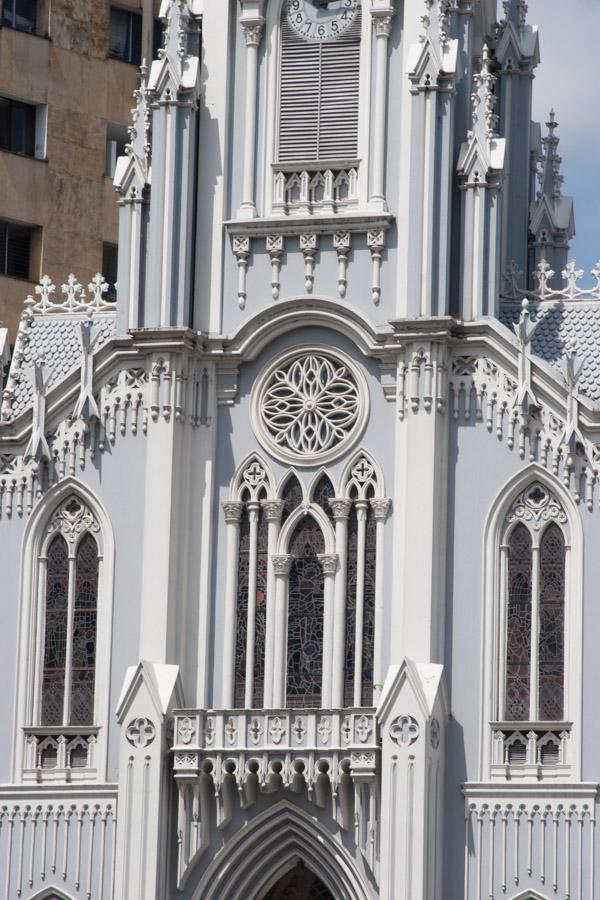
41, 514, 99, 727
2, 0, 36, 33
105, 122, 129, 178
505, 518, 565, 722
0, 95, 36, 157
102, 243, 118, 299
0, 219, 32, 279
225, 450, 389, 711
109, 7, 142, 65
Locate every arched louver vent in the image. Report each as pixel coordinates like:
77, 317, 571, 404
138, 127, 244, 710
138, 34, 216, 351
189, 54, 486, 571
278, 11, 361, 164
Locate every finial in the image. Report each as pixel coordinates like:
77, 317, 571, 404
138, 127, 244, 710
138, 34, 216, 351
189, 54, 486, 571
503, 0, 528, 31
470, 44, 498, 143
540, 109, 564, 199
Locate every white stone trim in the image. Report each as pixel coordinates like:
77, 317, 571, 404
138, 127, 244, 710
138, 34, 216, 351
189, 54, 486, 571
13, 478, 115, 784
479, 465, 583, 782
250, 344, 370, 466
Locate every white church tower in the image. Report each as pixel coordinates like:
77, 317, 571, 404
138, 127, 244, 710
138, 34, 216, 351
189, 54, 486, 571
1, 1, 600, 897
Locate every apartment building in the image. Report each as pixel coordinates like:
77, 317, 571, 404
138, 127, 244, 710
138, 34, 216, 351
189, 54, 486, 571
0, 0, 157, 338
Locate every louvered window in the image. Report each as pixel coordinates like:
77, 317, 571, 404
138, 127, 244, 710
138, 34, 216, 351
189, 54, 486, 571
0, 219, 33, 279
278, 9, 361, 165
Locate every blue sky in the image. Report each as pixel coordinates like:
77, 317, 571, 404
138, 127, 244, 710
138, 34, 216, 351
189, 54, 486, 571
528, 0, 600, 277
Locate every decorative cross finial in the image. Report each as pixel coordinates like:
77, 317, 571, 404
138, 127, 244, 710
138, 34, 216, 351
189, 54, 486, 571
512, 298, 539, 416
73, 311, 100, 423
24, 351, 53, 464
562, 338, 586, 452
502, 259, 524, 300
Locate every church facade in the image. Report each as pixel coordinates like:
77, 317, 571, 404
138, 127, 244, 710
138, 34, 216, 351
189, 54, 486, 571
0, 0, 599, 897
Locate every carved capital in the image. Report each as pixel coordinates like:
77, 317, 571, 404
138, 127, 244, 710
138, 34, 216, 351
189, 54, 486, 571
266, 234, 284, 256
355, 499, 370, 521
372, 13, 394, 38
300, 232, 318, 253
318, 553, 339, 576
233, 235, 250, 259
247, 500, 261, 522
333, 231, 351, 252
370, 497, 391, 521
222, 501, 244, 523
272, 554, 293, 577
262, 499, 285, 523
242, 20, 265, 47
330, 498, 352, 521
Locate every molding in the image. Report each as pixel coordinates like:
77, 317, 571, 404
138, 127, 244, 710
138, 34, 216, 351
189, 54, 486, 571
225, 212, 393, 237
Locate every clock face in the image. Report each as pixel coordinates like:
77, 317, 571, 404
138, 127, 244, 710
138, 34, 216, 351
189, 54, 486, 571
286, 0, 360, 42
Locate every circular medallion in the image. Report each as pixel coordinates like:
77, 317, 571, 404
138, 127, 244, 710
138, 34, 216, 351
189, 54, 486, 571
251, 347, 368, 465
287, 0, 360, 42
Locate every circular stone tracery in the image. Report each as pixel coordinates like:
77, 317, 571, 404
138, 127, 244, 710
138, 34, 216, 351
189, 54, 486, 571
252, 348, 368, 465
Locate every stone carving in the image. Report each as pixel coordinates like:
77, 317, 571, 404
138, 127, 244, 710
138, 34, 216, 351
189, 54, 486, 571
505, 482, 568, 530
269, 716, 285, 745
46, 496, 100, 544
390, 716, 420, 747
256, 352, 362, 463
356, 715, 373, 743
126, 717, 156, 749
430, 718, 440, 750
177, 716, 196, 746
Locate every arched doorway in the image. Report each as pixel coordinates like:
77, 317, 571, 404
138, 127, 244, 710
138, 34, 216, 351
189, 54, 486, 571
263, 861, 335, 900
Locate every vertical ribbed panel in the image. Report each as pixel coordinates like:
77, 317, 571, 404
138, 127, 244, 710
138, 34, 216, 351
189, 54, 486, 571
278, 12, 361, 164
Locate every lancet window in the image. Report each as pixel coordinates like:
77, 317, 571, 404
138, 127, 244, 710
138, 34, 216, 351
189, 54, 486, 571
40, 501, 99, 728
502, 485, 567, 722
224, 453, 390, 711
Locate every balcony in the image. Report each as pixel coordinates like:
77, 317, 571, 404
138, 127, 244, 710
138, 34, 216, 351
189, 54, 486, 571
490, 722, 573, 781
171, 708, 379, 887
272, 162, 359, 217
22, 727, 99, 783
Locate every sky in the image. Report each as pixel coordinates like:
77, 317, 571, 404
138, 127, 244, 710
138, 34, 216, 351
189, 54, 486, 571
527, 0, 600, 277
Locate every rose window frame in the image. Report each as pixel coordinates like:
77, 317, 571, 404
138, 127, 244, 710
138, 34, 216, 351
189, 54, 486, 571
251, 346, 369, 465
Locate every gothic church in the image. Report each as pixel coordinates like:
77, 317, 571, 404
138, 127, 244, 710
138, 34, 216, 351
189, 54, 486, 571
0, 1, 597, 897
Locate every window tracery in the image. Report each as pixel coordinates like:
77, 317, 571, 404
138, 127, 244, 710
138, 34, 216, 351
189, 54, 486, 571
503, 484, 567, 723
225, 452, 389, 711
40, 500, 99, 729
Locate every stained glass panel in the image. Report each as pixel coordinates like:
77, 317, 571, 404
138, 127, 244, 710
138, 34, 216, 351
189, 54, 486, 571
253, 507, 269, 708
343, 508, 358, 706
281, 475, 303, 524
234, 508, 250, 709
361, 505, 377, 706
538, 523, 565, 720
41, 535, 69, 726
505, 524, 533, 720
70, 534, 98, 726
286, 517, 325, 708
312, 474, 335, 521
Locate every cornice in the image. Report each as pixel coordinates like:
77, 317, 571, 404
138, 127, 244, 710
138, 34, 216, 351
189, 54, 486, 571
225, 212, 394, 238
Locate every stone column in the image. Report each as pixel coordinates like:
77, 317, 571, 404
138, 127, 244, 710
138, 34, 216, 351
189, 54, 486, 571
331, 499, 352, 707
238, 9, 265, 219
262, 500, 284, 707
319, 553, 339, 709
221, 501, 243, 707
244, 501, 261, 708
371, 497, 391, 699
272, 554, 293, 707
370, 5, 395, 211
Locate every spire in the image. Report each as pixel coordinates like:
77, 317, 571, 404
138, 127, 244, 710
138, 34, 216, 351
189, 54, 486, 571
469, 46, 499, 145
540, 109, 564, 199
502, 0, 528, 31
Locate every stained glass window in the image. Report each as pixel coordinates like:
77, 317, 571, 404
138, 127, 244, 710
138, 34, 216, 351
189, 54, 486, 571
70, 534, 98, 726
505, 524, 532, 720
41, 529, 98, 728
286, 517, 325, 708
344, 508, 358, 707
234, 507, 250, 709
41, 535, 69, 726
361, 504, 376, 706
281, 474, 303, 524
254, 508, 269, 708
538, 524, 565, 720
312, 474, 335, 522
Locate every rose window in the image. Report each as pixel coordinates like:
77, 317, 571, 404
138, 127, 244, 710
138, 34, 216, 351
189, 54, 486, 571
252, 349, 368, 464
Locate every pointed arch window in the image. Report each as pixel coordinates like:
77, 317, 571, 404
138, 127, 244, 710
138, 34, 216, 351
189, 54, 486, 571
286, 515, 326, 708
503, 491, 566, 723
40, 515, 99, 728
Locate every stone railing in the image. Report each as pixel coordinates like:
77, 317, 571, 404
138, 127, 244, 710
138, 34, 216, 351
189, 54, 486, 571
490, 723, 572, 781
23, 727, 99, 783
171, 708, 379, 886
272, 163, 359, 216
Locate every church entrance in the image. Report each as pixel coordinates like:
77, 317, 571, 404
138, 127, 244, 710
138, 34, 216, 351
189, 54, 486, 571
262, 861, 335, 900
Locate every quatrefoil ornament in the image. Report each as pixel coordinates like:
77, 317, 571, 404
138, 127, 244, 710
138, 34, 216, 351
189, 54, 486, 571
390, 715, 420, 748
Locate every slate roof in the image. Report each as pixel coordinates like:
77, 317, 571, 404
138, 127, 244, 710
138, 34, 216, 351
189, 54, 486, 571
500, 301, 600, 402
3, 311, 117, 422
